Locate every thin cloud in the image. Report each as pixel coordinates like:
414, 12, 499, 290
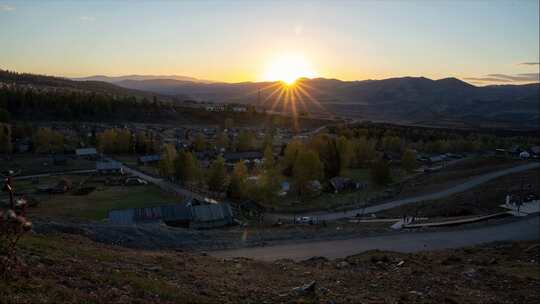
519, 62, 539, 66
0, 4, 15, 11
79, 16, 95, 22
464, 73, 539, 84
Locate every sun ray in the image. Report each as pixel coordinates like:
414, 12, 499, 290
295, 83, 328, 112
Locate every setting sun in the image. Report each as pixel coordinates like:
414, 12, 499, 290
263, 54, 317, 85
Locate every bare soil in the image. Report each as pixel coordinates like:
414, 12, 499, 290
1, 234, 538, 303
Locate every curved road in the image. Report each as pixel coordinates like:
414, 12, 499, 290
105, 156, 205, 200
269, 162, 540, 222
212, 214, 540, 261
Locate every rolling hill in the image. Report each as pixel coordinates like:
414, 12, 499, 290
2, 69, 538, 129
110, 76, 540, 129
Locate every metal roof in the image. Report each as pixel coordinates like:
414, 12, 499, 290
222, 151, 263, 162
108, 202, 232, 226
76, 148, 97, 156
139, 155, 161, 162
96, 161, 122, 170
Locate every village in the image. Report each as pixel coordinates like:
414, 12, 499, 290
1, 116, 539, 248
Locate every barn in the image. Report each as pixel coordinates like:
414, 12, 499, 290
108, 200, 234, 229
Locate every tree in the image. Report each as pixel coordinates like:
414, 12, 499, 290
352, 137, 377, 167
216, 131, 229, 151
0, 123, 12, 153
33, 127, 64, 153
96, 129, 118, 153
261, 132, 274, 151
370, 158, 391, 186
308, 134, 341, 178
263, 145, 274, 170
336, 136, 354, 174
134, 131, 150, 154
228, 161, 248, 199
236, 130, 255, 152
206, 156, 227, 192
158, 144, 177, 178
0, 108, 10, 123
224, 118, 234, 129
175, 151, 201, 185
381, 135, 401, 153
256, 167, 282, 204
116, 129, 132, 153
282, 139, 303, 176
192, 134, 207, 152
293, 150, 323, 195
401, 149, 417, 172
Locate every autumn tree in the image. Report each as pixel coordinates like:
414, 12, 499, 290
33, 127, 64, 153
96, 129, 118, 153
175, 151, 201, 185
263, 145, 274, 170
255, 167, 282, 204
401, 149, 417, 172
216, 131, 229, 151
308, 134, 341, 178
134, 131, 150, 154
206, 156, 227, 192
293, 150, 323, 195
115, 129, 132, 153
228, 161, 248, 200
192, 133, 207, 152
224, 118, 234, 129
282, 139, 303, 176
236, 130, 255, 152
158, 144, 177, 178
336, 136, 354, 174
370, 158, 391, 186
352, 137, 377, 167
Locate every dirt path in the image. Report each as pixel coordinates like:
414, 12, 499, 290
212, 214, 540, 261
268, 162, 540, 221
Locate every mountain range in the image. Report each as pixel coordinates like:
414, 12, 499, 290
101, 75, 540, 129
3, 70, 539, 129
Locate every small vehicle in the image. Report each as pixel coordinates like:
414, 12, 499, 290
124, 177, 148, 186
295, 216, 313, 224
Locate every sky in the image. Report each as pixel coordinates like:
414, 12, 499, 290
0, 0, 539, 85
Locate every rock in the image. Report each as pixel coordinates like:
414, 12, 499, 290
292, 281, 317, 295
409, 290, 424, 296
462, 268, 478, 279
397, 260, 405, 267
525, 243, 540, 253
146, 266, 162, 272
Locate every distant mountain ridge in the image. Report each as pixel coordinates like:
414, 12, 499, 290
3, 69, 539, 129
0, 69, 188, 102
110, 75, 539, 129
72, 74, 213, 83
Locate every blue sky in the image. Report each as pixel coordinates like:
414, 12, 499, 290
0, 0, 538, 84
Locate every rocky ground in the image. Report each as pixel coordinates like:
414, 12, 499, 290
1, 233, 539, 303
31, 216, 392, 251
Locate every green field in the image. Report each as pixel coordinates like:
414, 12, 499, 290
0, 154, 95, 176
9, 174, 182, 220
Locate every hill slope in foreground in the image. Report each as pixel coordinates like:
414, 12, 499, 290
2, 234, 539, 303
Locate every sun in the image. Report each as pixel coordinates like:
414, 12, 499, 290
263, 54, 317, 85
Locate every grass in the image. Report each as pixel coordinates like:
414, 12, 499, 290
0, 154, 95, 176
31, 185, 181, 220
343, 168, 370, 181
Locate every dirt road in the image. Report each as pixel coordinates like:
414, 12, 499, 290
268, 162, 540, 222
212, 214, 540, 261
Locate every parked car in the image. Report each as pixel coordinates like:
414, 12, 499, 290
124, 177, 148, 186
296, 216, 313, 224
